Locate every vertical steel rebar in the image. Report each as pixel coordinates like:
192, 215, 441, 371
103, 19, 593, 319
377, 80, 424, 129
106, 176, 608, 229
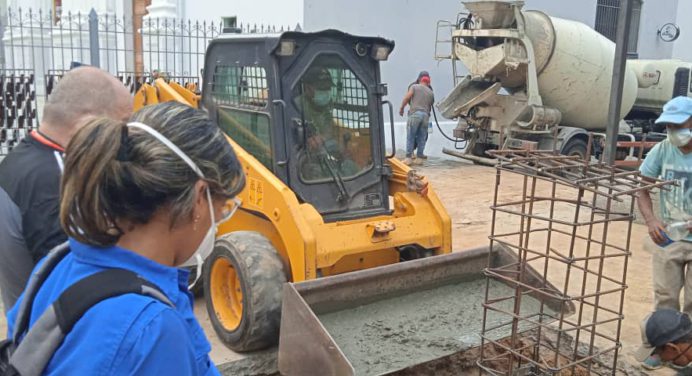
479, 164, 503, 374
570, 184, 600, 373
535, 177, 557, 361
553, 186, 584, 367
586, 177, 616, 374
612, 194, 635, 373
505, 173, 530, 373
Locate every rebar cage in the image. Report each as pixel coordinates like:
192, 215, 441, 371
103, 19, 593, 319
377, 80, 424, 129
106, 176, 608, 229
478, 149, 674, 375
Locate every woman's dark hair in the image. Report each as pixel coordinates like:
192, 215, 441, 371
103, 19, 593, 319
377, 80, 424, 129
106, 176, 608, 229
60, 102, 245, 246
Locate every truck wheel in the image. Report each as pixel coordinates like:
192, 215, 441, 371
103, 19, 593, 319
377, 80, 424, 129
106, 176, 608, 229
561, 138, 588, 160
204, 231, 287, 352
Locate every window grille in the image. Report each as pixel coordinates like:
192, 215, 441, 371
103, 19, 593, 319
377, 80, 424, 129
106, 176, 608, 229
212, 65, 269, 109
594, 0, 642, 55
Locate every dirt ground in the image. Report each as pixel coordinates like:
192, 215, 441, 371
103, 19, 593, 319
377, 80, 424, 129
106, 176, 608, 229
0, 158, 677, 375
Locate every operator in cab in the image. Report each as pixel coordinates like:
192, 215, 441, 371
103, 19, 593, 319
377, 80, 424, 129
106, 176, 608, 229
297, 66, 359, 181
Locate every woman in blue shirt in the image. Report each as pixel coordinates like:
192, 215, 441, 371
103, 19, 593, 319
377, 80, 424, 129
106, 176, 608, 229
7, 102, 245, 375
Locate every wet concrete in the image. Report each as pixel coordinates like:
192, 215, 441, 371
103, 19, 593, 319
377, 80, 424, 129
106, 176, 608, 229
216, 348, 277, 376
318, 279, 554, 376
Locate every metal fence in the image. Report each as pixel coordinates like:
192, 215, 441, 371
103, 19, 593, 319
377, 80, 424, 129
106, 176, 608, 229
0, 7, 290, 156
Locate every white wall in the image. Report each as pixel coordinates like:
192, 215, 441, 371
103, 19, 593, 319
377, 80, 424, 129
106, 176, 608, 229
183, 0, 303, 28
637, 0, 679, 59
672, 0, 692, 61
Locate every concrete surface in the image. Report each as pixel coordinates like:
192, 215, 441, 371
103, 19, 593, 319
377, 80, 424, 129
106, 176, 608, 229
194, 297, 278, 375
318, 279, 554, 375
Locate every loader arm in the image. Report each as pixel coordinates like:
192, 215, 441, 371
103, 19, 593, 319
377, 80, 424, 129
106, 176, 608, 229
133, 78, 201, 111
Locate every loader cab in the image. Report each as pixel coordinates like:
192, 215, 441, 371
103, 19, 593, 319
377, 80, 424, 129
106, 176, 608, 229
203, 30, 395, 222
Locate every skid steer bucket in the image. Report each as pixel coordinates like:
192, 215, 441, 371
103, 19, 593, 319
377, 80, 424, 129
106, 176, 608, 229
278, 245, 574, 376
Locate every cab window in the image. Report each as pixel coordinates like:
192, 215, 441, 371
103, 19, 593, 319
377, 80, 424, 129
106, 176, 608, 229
212, 64, 273, 170
292, 55, 374, 183
212, 65, 268, 108
217, 107, 272, 170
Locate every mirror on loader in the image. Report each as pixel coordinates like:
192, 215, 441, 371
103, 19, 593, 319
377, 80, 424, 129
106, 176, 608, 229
203, 30, 395, 222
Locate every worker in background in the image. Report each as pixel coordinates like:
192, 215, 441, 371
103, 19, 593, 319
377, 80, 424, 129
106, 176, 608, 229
635, 309, 692, 370
399, 75, 434, 166
408, 71, 432, 91
638, 96, 692, 369
0, 67, 132, 313
7, 102, 245, 374
407, 71, 434, 163
298, 66, 359, 180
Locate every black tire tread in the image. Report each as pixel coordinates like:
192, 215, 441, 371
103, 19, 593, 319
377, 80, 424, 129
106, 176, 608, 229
205, 231, 286, 352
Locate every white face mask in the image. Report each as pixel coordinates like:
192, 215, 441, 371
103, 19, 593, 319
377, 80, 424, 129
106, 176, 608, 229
126, 122, 228, 287
179, 189, 217, 278
668, 128, 692, 147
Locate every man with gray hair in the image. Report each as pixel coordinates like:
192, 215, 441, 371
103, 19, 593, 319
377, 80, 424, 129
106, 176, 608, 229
0, 67, 132, 313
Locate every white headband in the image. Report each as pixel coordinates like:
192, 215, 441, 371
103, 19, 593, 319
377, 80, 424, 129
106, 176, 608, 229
126, 122, 205, 179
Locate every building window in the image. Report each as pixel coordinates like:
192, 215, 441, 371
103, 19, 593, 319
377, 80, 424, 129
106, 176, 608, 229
595, 0, 642, 55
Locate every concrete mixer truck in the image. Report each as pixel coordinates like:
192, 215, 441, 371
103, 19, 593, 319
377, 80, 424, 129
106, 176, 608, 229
435, 0, 692, 166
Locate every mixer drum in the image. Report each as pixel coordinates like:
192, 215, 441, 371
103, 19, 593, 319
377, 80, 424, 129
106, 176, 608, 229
456, 9, 639, 130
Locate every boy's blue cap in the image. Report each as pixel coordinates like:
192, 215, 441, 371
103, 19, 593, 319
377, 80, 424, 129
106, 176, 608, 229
655, 96, 692, 125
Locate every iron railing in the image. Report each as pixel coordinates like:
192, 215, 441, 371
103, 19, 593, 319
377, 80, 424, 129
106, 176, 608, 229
0, 7, 291, 156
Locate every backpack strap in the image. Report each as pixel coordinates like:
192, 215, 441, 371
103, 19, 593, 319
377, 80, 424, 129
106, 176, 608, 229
8, 269, 174, 376
12, 241, 71, 343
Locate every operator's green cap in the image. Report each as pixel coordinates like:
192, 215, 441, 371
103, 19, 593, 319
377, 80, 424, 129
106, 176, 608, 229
655, 96, 692, 125
303, 67, 333, 90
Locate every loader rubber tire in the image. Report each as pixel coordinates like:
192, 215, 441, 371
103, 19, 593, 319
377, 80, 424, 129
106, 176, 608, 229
204, 231, 287, 352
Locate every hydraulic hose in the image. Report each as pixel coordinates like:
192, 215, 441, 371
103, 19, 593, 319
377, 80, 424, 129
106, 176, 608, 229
431, 107, 468, 149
